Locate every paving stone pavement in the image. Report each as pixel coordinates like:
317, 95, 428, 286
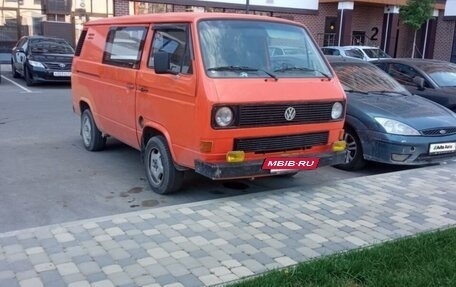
1, 164, 456, 287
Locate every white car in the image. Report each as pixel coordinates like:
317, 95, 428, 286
321, 45, 391, 61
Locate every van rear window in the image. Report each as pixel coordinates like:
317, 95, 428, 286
103, 26, 147, 69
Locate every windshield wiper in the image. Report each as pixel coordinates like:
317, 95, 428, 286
344, 89, 369, 95
273, 67, 331, 79
207, 65, 277, 80
369, 90, 409, 96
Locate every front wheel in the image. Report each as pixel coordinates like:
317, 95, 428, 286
334, 128, 366, 171
24, 67, 34, 86
144, 136, 184, 194
11, 62, 20, 78
81, 109, 106, 151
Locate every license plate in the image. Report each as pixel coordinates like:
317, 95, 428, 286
53, 71, 71, 77
429, 142, 456, 154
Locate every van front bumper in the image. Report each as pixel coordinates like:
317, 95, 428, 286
195, 150, 348, 180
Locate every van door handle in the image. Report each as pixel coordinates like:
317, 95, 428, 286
126, 83, 135, 89
139, 87, 149, 92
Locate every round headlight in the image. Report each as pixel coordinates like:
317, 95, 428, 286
215, 107, 234, 127
331, 102, 343, 119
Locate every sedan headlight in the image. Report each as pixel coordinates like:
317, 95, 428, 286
28, 60, 45, 68
215, 107, 234, 127
331, 102, 344, 119
374, 117, 420, 135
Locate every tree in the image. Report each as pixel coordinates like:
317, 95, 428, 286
399, 0, 434, 58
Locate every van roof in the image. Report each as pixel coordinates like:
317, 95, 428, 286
84, 12, 299, 26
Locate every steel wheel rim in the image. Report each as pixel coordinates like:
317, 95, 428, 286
82, 116, 92, 146
148, 148, 164, 186
344, 132, 357, 163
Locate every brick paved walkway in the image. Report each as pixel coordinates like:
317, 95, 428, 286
1, 164, 455, 287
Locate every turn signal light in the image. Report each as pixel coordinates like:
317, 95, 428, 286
226, 151, 245, 163
200, 141, 213, 153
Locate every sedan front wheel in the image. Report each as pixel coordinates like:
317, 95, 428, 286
334, 128, 366, 171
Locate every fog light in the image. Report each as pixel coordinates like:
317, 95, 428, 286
200, 141, 213, 153
226, 151, 245, 163
332, 140, 346, 152
391, 154, 410, 162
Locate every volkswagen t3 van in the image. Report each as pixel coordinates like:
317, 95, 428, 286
71, 13, 347, 194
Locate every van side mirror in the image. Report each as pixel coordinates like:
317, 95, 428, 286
154, 51, 178, 75
413, 76, 425, 90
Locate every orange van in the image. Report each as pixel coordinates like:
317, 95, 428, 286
71, 13, 347, 194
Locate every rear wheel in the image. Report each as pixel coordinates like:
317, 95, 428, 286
334, 127, 366, 171
81, 109, 106, 151
144, 136, 184, 194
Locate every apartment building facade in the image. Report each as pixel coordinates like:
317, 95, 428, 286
1, 0, 456, 63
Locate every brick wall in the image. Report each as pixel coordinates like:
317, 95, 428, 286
113, 0, 129, 16
433, 10, 455, 61
275, 3, 338, 46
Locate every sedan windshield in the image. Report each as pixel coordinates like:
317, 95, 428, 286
420, 63, 456, 87
30, 39, 74, 54
362, 48, 390, 59
332, 62, 409, 94
198, 20, 331, 78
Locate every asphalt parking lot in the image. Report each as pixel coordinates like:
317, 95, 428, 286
0, 64, 449, 234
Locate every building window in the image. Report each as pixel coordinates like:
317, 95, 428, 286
32, 17, 43, 35
34, 0, 41, 4
185, 6, 205, 12
134, 2, 173, 14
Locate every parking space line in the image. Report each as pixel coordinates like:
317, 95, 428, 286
1, 75, 33, 93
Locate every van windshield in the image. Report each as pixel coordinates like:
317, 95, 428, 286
198, 20, 331, 78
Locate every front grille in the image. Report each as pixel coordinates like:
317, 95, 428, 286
44, 62, 72, 70
421, 127, 456, 136
238, 102, 339, 127
234, 132, 329, 153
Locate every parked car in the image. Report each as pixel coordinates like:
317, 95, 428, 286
322, 45, 390, 61
372, 58, 456, 112
11, 36, 74, 86
269, 45, 307, 56
327, 56, 456, 170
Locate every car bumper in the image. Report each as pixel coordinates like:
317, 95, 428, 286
30, 68, 71, 82
360, 130, 456, 165
194, 150, 348, 180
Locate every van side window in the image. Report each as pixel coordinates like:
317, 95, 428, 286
103, 26, 147, 69
148, 25, 192, 74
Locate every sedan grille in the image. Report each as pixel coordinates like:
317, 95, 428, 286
238, 102, 339, 127
421, 127, 456, 136
44, 62, 72, 70
234, 132, 329, 153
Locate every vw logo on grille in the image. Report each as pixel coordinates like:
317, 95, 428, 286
59, 63, 66, 68
284, 107, 296, 121
440, 129, 447, 135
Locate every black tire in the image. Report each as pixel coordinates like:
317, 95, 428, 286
334, 127, 366, 171
80, 109, 106, 151
144, 136, 184, 194
24, 67, 34, 86
11, 62, 20, 78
